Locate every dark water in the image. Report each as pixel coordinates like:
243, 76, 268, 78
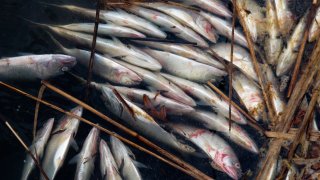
0, 0, 312, 180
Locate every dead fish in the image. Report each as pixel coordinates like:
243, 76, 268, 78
180, 0, 232, 18
264, 0, 283, 65
98, 85, 195, 153
47, 4, 166, 38
58, 23, 146, 38
135, 40, 224, 69
112, 86, 195, 115
99, 140, 122, 180
110, 136, 142, 180
144, 48, 227, 83
74, 127, 100, 180
161, 73, 247, 124
168, 123, 242, 180
276, 14, 307, 76
0, 54, 76, 81
309, 7, 320, 42
113, 61, 196, 106
200, 11, 248, 47
21, 118, 54, 180
232, 71, 266, 121
187, 110, 258, 153
41, 106, 83, 180
211, 43, 258, 82
274, 0, 295, 36
141, 2, 218, 43
127, 5, 208, 47
50, 35, 142, 86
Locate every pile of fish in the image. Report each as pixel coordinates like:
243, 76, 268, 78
1, 0, 320, 179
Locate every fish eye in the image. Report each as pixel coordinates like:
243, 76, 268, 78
61, 67, 69, 72
234, 163, 241, 168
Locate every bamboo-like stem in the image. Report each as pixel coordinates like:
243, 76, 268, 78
0, 114, 49, 180
33, 85, 46, 141
0, 81, 212, 180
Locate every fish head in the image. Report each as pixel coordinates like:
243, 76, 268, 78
51, 54, 77, 72
55, 106, 82, 134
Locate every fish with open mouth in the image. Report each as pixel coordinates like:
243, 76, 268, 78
99, 139, 122, 180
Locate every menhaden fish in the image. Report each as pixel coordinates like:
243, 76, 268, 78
41, 106, 83, 180
144, 48, 227, 83
309, 7, 320, 42
127, 5, 209, 47
180, 0, 232, 18
162, 73, 247, 124
99, 139, 122, 180
110, 136, 142, 180
168, 123, 242, 180
21, 118, 54, 180
274, 0, 295, 36
0, 54, 76, 81
74, 127, 100, 180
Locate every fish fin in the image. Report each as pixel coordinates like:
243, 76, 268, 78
119, 158, 125, 171
133, 160, 150, 169
153, 92, 161, 100
70, 137, 79, 151
69, 153, 80, 164
125, 146, 135, 160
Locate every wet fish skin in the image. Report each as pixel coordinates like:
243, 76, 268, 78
51, 36, 142, 86
274, 0, 295, 36
144, 48, 227, 83
59, 23, 146, 38
99, 140, 122, 180
114, 61, 196, 107
127, 5, 209, 47
211, 43, 258, 82
136, 41, 224, 69
110, 136, 142, 180
112, 86, 195, 115
188, 110, 258, 153
200, 11, 248, 48
309, 7, 320, 42
21, 118, 54, 180
276, 15, 307, 76
232, 71, 266, 121
0, 54, 76, 81
265, 0, 283, 65
169, 123, 242, 180
181, 0, 232, 18
41, 106, 83, 180
161, 73, 247, 124
75, 127, 100, 180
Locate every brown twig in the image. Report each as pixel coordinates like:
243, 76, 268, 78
0, 81, 212, 180
0, 114, 49, 180
287, 2, 320, 98
33, 85, 46, 141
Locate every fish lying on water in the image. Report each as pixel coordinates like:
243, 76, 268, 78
168, 123, 242, 180
99, 139, 122, 180
110, 136, 142, 180
0, 54, 76, 81
21, 118, 54, 180
74, 127, 100, 180
41, 106, 83, 180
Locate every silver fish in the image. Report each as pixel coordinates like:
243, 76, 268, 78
180, 0, 232, 18
309, 7, 320, 42
50, 36, 142, 86
161, 73, 247, 124
127, 5, 208, 47
276, 15, 307, 76
211, 43, 258, 82
187, 110, 258, 153
144, 48, 227, 83
99, 86, 195, 153
168, 123, 242, 180
58, 23, 146, 38
141, 3, 218, 43
265, 0, 283, 65
74, 127, 100, 180
0, 54, 76, 80
41, 106, 83, 180
135, 41, 224, 69
232, 71, 266, 121
21, 118, 54, 180
100, 140, 122, 180
112, 86, 195, 115
114, 61, 196, 106
274, 0, 295, 36
110, 136, 142, 180
200, 11, 248, 47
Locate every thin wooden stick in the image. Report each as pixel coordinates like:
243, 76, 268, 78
0, 81, 212, 180
41, 81, 212, 179
0, 114, 49, 180
33, 85, 46, 140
